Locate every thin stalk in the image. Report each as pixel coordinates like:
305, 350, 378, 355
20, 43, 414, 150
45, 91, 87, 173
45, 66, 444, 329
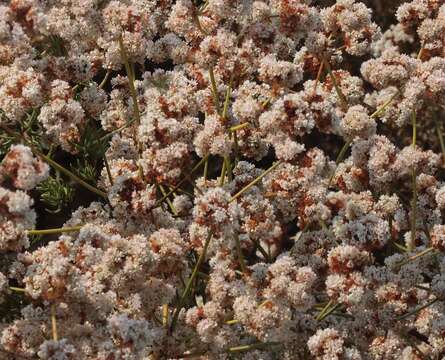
33, 149, 107, 198
397, 298, 438, 321
322, 56, 348, 112
328, 140, 352, 187
227, 342, 280, 353
158, 183, 177, 216
9, 286, 26, 293
169, 232, 213, 334
234, 232, 247, 274
392, 240, 409, 253
230, 161, 281, 202
162, 304, 169, 328
104, 155, 114, 186
311, 60, 324, 97
316, 300, 341, 321
27, 225, 83, 236
315, 299, 333, 321
370, 90, 399, 119
224, 155, 232, 182
153, 155, 209, 209
261, 98, 271, 109
230, 123, 249, 132
222, 77, 233, 121
417, 46, 424, 61
233, 130, 239, 165
203, 157, 209, 181
98, 118, 137, 142
208, 66, 221, 115
98, 70, 111, 89
397, 247, 435, 268
219, 157, 227, 186
252, 239, 271, 262
51, 303, 58, 341
167, 185, 194, 198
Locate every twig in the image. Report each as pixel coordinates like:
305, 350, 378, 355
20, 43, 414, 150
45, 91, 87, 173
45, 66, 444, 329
153, 155, 209, 209
169, 232, 213, 334
51, 303, 58, 341
98, 70, 111, 89
104, 154, 114, 186
26, 225, 83, 236
227, 342, 280, 353
322, 56, 348, 112
328, 140, 352, 187
33, 148, 108, 199
230, 161, 281, 202
370, 90, 399, 119
397, 298, 438, 321
9, 286, 26, 293
208, 66, 221, 115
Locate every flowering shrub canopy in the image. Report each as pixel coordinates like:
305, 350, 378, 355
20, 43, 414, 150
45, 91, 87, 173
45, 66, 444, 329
1, 0, 445, 359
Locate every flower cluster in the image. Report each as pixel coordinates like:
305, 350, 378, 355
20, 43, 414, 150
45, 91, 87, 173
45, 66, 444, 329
1, 0, 445, 359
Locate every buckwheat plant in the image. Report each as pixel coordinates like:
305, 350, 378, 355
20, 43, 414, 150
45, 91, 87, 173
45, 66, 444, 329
1, 0, 445, 359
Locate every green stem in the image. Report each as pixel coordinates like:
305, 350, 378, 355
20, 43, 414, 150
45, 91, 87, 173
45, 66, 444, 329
224, 155, 232, 182
397, 247, 435, 268
169, 232, 212, 334
222, 77, 233, 120
397, 298, 438, 321
203, 157, 209, 181
98, 70, 111, 89
230, 123, 249, 132
153, 155, 209, 209
227, 342, 280, 353
104, 155, 114, 186
316, 300, 341, 321
209, 66, 221, 115
328, 140, 352, 187
158, 183, 177, 216
370, 91, 399, 119
51, 303, 58, 341
35, 149, 107, 198
219, 157, 227, 186
98, 118, 137, 142
9, 286, 26, 293
230, 161, 281, 202
27, 225, 83, 236
233, 131, 239, 165
322, 56, 348, 112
